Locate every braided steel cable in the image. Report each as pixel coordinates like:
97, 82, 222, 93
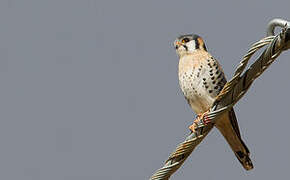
150, 18, 290, 180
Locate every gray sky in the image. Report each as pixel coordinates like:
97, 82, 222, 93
0, 0, 290, 179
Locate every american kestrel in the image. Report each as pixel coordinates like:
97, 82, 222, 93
174, 34, 253, 170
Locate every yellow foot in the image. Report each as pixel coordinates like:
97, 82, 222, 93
189, 110, 211, 132
188, 118, 199, 133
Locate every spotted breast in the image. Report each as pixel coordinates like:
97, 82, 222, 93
178, 50, 227, 114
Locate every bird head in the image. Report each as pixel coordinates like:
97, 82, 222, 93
174, 34, 207, 57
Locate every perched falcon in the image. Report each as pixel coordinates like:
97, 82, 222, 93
174, 34, 253, 170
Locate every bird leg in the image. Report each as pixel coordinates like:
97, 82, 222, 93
189, 110, 211, 132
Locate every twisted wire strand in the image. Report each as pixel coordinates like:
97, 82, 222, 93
150, 19, 290, 180
216, 36, 274, 101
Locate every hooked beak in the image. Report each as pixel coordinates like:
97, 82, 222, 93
174, 41, 182, 49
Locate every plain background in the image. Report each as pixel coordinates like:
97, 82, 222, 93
0, 0, 289, 179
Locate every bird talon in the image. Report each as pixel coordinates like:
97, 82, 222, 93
189, 111, 209, 132
196, 110, 211, 125
189, 124, 196, 133
189, 120, 199, 132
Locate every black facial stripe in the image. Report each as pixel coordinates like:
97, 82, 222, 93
203, 44, 207, 51
195, 38, 207, 51
286, 29, 290, 42
191, 34, 199, 50
177, 34, 207, 51
183, 45, 188, 51
195, 39, 200, 49
192, 34, 206, 51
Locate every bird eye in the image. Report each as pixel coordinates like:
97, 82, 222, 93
181, 38, 189, 43
182, 38, 190, 43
